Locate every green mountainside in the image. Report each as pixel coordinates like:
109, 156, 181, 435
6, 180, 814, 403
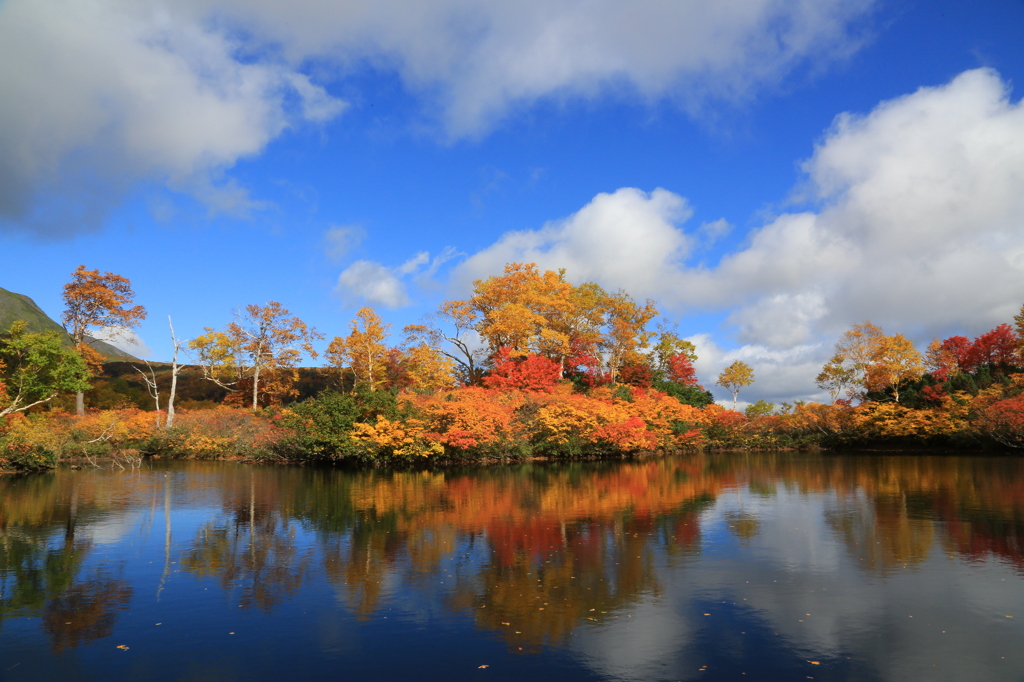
0, 286, 138, 360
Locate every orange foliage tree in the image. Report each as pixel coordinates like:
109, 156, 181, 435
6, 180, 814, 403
61, 265, 147, 414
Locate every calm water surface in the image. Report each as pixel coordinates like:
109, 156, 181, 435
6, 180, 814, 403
2, 453, 1024, 681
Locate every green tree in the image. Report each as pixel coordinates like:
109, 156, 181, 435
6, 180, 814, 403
716, 360, 754, 410
745, 399, 775, 418
0, 322, 91, 418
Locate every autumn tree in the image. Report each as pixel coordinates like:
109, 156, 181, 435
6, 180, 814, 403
403, 343, 458, 394
600, 290, 658, 383
0, 322, 91, 418
189, 302, 320, 410
964, 324, 1020, 373
716, 360, 754, 410
925, 339, 960, 381
326, 307, 390, 392
483, 347, 562, 392
1015, 304, 1024, 350
61, 265, 147, 414
651, 330, 697, 379
404, 299, 485, 385
470, 262, 574, 362
864, 333, 923, 403
816, 353, 857, 403
828, 322, 923, 403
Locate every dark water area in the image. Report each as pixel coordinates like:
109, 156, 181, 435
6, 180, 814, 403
2, 453, 1024, 681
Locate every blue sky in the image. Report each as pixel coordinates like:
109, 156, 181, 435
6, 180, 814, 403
2, 0, 1023, 406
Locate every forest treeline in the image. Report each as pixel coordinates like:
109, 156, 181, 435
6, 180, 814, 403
2, 263, 1023, 471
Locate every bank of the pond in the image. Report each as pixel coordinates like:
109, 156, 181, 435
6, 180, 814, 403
3, 383, 1021, 473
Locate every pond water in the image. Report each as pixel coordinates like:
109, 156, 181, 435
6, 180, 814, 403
2, 453, 1024, 681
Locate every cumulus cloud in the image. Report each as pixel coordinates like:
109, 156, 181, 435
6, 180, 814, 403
451, 68, 1024, 402
676, 68, 1024, 344
454, 187, 692, 299
335, 260, 410, 309
1, 0, 876, 235
0, 0, 346, 237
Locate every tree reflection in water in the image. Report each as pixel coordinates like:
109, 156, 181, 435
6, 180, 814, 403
0, 453, 1023, 666
0, 472, 133, 650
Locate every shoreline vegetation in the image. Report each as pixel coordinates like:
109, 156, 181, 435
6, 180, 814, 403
2, 262, 1023, 472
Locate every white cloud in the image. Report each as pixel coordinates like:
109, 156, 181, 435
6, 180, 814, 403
203, 0, 874, 137
0, 0, 346, 236
396, 252, 430, 276
335, 260, 410, 309
92, 326, 153, 358
335, 246, 463, 309
454, 187, 692, 300
0, 0, 876, 235
324, 225, 366, 261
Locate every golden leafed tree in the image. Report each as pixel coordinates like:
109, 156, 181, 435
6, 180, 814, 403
470, 262, 575, 361
600, 290, 658, 382
404, 343, 458, 394
816, 353, 856, 404
190, 302, 320, 410
326, 307, 390, 392
829, 321, 923, 403
864, 333, 923, 403
716, 360, 754, 411
404, 299, 484, 385
61, 265, 147, 414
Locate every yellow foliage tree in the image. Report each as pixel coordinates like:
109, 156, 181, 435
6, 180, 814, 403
828, 322, 923, 403
716, 360, 754, 410
470, 262, 574, 361
326, 307, 390, 392
404, 343, 458, 394
865, 333, 923, 403
600, 290, 658, 382
190, 301, 320, 410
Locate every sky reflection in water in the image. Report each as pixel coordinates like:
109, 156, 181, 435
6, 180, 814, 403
1, 453, 1023, 681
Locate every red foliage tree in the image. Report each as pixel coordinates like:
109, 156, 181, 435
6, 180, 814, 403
383, 348, 413, 391
483, 347, 562, 392
666, 353, 699, 387
564, 339, 609, 388
617, 362, 653, 388
965, 324, 1020, 372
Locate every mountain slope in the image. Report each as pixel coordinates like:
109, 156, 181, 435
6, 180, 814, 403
0, 286, 139, 360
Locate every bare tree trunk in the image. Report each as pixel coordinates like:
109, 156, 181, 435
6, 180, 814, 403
251, 364, 261, 411
166, 316, 183, 429
76, 391, 85, 416
134, 361, 161, 428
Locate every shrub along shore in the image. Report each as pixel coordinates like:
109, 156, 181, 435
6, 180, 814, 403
3, 376, 1022, 472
